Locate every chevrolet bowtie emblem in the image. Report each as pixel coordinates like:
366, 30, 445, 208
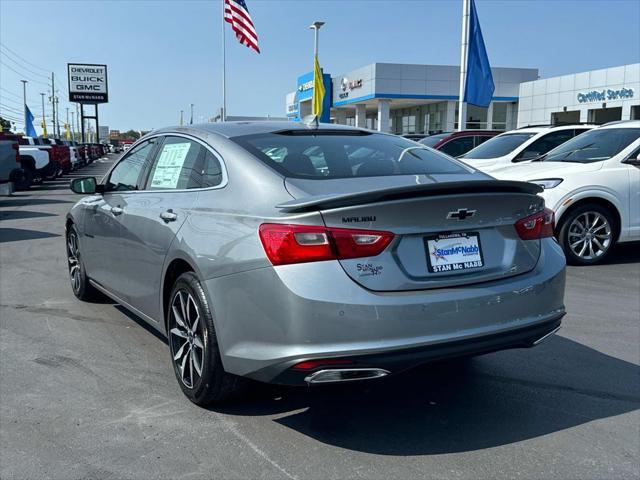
447, 208, 476, 220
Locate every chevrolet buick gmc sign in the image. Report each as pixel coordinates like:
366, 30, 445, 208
68, 64, 108, 103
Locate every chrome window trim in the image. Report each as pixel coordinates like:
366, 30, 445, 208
104, 132, 229, 195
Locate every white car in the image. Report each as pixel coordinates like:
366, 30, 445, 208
490, 121, 640, 265
460, 124, 594, 172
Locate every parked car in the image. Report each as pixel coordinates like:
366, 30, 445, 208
459, 124, 595, 172
490, 120, 640, 265
66, 122, 566, 405
17, 136, 56, 184
0, 133, 22, 193
420, 130, 501, 157
41, 138, 71, 174
63, 140, 82, 170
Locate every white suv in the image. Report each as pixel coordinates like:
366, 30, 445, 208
490, 121, 640, 265
459, 124, 594, 172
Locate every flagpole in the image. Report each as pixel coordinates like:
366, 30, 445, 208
221, 0, 226, 122
21, 80, 28, 132
458, 0, 470, 132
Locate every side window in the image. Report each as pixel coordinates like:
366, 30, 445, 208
106, 140, 157, 191
146, 136, 224, 190
475, 135, 492, 146
516, 130, 574, 161
439, 137, 475, 157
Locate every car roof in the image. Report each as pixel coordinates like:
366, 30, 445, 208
153, 121, 370, 139
597, 120, 640, 129
514, 124, 597, 134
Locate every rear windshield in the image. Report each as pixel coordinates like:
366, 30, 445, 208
462, 132, 535, 159
544, 128, 640, 163
419, 133, 450, 147
232, 131, 470, 179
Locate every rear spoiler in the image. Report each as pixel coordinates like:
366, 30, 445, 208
276, 180, 542, 213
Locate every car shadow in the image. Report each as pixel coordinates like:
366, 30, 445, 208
0, 198, 73, 207
215, 336, 639, 455
598, 241, 640, 265
113, 304, 168, 345
0, 228, 60, 243
0, 210, 58, 221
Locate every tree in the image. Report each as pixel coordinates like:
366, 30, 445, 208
0, 116, 12, 133
122, 129, 141, 140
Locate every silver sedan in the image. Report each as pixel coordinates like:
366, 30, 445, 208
66, 122, 566, 405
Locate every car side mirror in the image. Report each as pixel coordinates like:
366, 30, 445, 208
70, 177, 100, 194
623, 155, 640, 166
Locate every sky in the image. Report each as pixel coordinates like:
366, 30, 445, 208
1, 0, 639, 133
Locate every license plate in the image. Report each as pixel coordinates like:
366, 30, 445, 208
424, 232, 484, 273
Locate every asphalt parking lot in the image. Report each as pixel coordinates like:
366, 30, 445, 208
1, 155, 638, 480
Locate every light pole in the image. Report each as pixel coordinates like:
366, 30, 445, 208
40, 92, 46, 137
309, 21, 324, 59
55, 96, 60, 138
70, 111, 75, 141
180, 110, 184, 126
20, 80, 28, 132
190, 103, 194, 125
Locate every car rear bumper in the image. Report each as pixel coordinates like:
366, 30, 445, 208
204, 237, 566, 385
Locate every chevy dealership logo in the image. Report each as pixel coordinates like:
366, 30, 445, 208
447, 208, 476, 220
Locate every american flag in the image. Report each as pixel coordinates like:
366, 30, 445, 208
224, 0, 260, 54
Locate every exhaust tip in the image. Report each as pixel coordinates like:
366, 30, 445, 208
304, 368, 390, 384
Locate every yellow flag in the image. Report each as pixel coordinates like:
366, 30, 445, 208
64, 123, 71, 140
41, 120, 47, 137
312, 55, 325, 118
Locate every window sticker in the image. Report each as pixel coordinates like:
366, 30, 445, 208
150, 142, 191, 188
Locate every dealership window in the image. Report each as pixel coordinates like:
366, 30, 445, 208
492, 103, 507, 130
631, 106, 640, 120
345, 117, 355, 127
402, 115, 417, 134
466, 104, 488, 129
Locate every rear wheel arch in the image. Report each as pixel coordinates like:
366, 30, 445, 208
20, 155, 36, 173
556, 197, 621, 241
162, 258, 196, 331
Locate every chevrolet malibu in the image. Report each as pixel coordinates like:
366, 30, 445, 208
66, 122, 566, 405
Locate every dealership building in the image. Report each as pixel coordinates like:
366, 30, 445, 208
285, 62, 639, 134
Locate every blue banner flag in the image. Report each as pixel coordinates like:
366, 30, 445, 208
25, 105, 37, 137
463, 0, 495, 108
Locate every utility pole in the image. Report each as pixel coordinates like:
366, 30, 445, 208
55, 96, 60, 138
190, 103, 194, 125
40, 92, 46, 137
75, 103, 80, 140
20, 80, 28, 132
50, 72, 56, 138
180, 110, 184, 126
66, 107, 69, 139
70, 110, 76, 141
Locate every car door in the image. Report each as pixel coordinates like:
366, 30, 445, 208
624, 144, 640, 240
116, 134, 225, 322
83, 139, 160, 298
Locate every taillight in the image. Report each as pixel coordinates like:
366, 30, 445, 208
258, 223, 394, 266
515, 208, 555, 240
12, 143, 19, 163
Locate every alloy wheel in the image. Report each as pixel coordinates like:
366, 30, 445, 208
67, 231, 81, 293
169, 290, 205, 389
567, 211, 612, 261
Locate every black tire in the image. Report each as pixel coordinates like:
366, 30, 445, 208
11, 168, 32, 190
167, 272, 245, 406
66, 225, 102, 301
558, 203, 617, 266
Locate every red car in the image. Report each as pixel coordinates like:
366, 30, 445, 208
419, 130, 500, 157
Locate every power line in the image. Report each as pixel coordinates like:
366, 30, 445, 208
0, 42, 50, 73
0, 47, 50, 80
0, 60, 50, 86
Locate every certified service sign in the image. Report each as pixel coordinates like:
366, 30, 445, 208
68, 64, 108, 103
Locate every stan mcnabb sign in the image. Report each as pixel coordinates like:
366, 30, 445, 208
68, 63, 108, 103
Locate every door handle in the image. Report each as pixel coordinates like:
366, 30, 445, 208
160, 209, 178, 223
110, 206, 123, 216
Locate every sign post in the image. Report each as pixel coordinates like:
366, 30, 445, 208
67, 63, 108, 143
